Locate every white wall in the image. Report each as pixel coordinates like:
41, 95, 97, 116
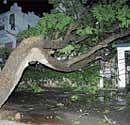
117, 46, 130, 88
0, 3, 40, 48
0, 3, 40, 35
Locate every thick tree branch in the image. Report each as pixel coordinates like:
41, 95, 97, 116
0, 27, 130, 107
42, 23, 80, 49
43, 27, 130, 71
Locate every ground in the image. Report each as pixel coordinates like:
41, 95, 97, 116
0, 88, 130, 125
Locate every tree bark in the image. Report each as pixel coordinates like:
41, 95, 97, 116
0, 28, 130, 108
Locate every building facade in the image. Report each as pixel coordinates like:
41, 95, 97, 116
0, 3, 40, 48
99, 43, 130, 89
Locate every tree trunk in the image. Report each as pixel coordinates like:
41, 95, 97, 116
0, 27, 130, 107
0, 37, 56, 107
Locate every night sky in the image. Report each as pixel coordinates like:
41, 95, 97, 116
0, 0, 53, 16
1, 0, 130, 17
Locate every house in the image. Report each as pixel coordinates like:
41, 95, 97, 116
117, 43, 130, 88
0, 3, 40, 49
99, 58, 117, 89
99, 43, 130, 89
0, 30, 16, 48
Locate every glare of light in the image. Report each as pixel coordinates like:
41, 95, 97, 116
3, 0, 7, 4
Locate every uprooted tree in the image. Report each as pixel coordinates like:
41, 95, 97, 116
0, 0, 130, 107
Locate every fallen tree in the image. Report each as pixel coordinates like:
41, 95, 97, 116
0, 27, 130, 107
1, 0, 130, 107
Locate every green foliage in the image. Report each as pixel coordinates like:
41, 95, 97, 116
17, 0, 130, 53
73, 65, 100, 94
17, 27, 39, 41
92, 5, 116, 23
17, 13, 74, 41
70, 95, 80, 102
40, 13, 74, 32
21, 64, 100, 94
116, 6, 130, 28
59, 44, 75, 54
0, 48, 12, 68
18, 80, 45, 93
0, 47, 12, 58
76, 26, 98, 36
49, 0, 86, 20
84, 65, 100, 84
17, 0, 130, 93
114, 0, 128, 8
103, 78, 115, 89
91, 0, 130, 28
29, 83, 44, 93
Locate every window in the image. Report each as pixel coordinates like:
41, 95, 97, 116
0, 25, 4, 30
9, 13, 15, 30
28, 24, 30, 29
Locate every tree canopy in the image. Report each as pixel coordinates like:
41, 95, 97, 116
1, 0, 130, 107
17, 0, 130, 70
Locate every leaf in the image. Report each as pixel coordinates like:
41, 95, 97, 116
76, 26, 98, 36
17, 12, 75, 40
92, 5, 116, 22
59, 45, 75, 54
70, 95, 80, 102
116, 6, 130, 28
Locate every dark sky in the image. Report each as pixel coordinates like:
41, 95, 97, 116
1, 0, 129, 17
0, 0, 53, 16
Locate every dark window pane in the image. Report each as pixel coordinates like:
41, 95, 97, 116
9, 13, 15, 30
0, 25, 4, 30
